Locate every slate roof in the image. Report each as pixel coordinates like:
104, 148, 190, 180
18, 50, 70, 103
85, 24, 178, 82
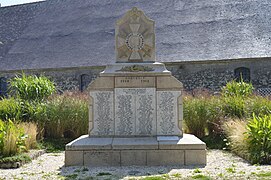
1, 0, 271, 71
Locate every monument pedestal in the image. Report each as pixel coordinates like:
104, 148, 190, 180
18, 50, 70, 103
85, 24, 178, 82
65, 134, 206, 166
65, 7, 206, 167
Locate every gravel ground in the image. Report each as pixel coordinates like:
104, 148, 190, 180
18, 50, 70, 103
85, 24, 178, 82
1, 150, 271, 180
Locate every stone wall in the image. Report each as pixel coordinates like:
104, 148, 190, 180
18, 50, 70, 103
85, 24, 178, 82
0, 66, 104, 94
167, 58, 271, 92
1, 58, 271, 94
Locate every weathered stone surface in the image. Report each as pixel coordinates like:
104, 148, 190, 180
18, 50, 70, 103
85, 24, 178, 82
112, 137, 158, 149
156, 76, 183, 90
87, 76, 114, 91
84, 151, 121, 167
185, 150, 207, 165
158, 134, 206, 150
66, 135, 113, 150
89, 91, 114, 136
116, 7, 155, 62
65, 151, 83, 166
100, 62, 171, 76
147, 150, 185, 166
156, 91, 182, 136
65, 134, 206, 166
115, 88, 156, 136
121, 151, 147, 166
115, 76, 155, 88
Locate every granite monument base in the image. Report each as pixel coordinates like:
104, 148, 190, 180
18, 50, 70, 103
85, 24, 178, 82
65, 134, 206, 167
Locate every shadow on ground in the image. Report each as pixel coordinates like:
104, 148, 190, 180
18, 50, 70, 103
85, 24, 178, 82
59, 165, 205, 179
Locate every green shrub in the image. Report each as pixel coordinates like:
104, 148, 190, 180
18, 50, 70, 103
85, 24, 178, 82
183, 96, 222, 138
0, 98, 21, 121
9, 73, 55, 102
222, 96, 246, 118
246, 114, 271, 164
221, 79, 254, 98
221, 80, 254, 118
43, 91, 89, 138
0, 120, 28, 157
0, 153, 31, 164
246, 96, 271, 117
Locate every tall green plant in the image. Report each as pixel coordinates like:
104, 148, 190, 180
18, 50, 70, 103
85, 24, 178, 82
221, 79, 254, 98
246, 114, 271, 164
222, 96, 246, 118
43, 91, 89, 138
246, 96, 271, 117
0, 120, 27, 157
221, 79, 254, 118
9, 73, 56, 102
183, 96, 221, 138
0, 98, 21, 121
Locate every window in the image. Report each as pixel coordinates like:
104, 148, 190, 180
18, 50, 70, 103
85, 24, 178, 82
0, 77, 7, 97
80, 74, 91, 91
234, 67, 250, 82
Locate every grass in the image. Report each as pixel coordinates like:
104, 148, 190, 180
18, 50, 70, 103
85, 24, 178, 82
222, 119, 249, 158
193, 168, 202, 173
0, 120, 28, 157
0, 153, 31, 164
191, 174, 212, 180
256, 171, 271, 177
65, 174, 78, 179
96, 172, 112, 176
43, 91, 89, 139
225, 167, 236, 173
18, 122, 38, 150
172, 173, 181, 178
0, 98, 21, 121
38, 138, 72, 153
183, 95, 221, 138
141, 176, 165, 180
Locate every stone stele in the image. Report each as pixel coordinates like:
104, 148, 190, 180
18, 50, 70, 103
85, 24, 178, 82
65, 7, 206, 167
116, 7, 155, 62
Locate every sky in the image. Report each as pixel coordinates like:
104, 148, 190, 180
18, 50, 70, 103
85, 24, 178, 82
0, 0, 44, 7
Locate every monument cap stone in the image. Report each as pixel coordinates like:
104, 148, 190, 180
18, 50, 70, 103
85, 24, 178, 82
116, 7, 155, 62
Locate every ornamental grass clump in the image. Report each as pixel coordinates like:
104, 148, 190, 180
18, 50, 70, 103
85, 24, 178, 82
0, 120, 28, 157
183, 95, 222, 138
43, 91, 89, 139
223, 119, 249, 159
18, 122, 38, 150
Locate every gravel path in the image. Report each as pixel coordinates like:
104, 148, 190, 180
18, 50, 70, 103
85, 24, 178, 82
1, 150, 271, 180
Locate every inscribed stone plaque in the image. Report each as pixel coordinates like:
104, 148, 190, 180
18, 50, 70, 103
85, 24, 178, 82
89, 91, 114, 136
115, 77, 155, 88
115, 88, 156, 136
157, 91, 182, 135
116, 7, 155, 62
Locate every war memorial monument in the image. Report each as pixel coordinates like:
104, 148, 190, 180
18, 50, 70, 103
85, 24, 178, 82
65, 7, 206, 166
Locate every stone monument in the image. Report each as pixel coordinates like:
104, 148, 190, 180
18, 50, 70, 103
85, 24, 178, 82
65, 7, 206, 166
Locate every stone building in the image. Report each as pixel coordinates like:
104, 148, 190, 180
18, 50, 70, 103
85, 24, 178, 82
1, 0, 271, 95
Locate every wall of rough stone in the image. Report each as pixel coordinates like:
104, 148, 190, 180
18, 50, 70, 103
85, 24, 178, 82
0, 66, 104, 94
166, 58, 271, 93
0, 58, 271, 94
